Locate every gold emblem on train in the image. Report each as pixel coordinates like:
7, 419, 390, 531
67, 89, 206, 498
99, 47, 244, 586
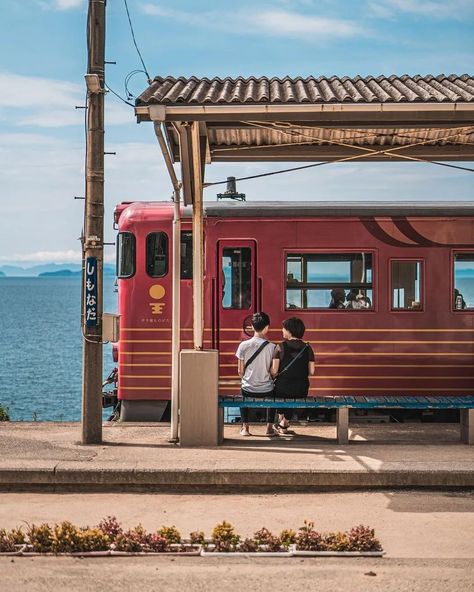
149, 284, 166, 314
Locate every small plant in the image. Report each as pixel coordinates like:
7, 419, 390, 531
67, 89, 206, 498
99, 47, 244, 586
253, 527, 282, 552
189, 530, 205, 545
0, 529, 17, 552
0, 404, 10, 422
8, 527, 26, 545
211, 521, 240, 552
279, 529, 297, 549
157, 525, 181, 544
346, 525, 382, 552
113, 526, 146, 553
97, 516, 123, 542
239, 537, 258, 552
52, 521, 83, 553
27, 523, 54, 553
78, 528, 110, 552
321, 532, 350, 552
295, 520, 323, 551
146, 533, 168, 553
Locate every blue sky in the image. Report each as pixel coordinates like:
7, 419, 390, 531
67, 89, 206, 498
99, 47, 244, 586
1, 0, 473, 265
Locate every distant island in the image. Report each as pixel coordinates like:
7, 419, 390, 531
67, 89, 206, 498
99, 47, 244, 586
0, 263, 116, 277
39, 268, 116, 277
39, 270, 81, 277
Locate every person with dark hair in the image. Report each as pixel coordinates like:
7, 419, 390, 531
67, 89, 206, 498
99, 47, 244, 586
454, 288, 467, 310
235, 312, 277, 437
271, 317, 315, 434
346, 289, 371, 309
329, 288, 346, 309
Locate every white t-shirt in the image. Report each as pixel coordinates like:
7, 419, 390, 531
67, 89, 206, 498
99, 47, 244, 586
235, 336, 276, 393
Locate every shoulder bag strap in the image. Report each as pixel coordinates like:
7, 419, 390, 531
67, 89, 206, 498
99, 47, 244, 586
274, 342, 309, 379
244, 341, 270, 371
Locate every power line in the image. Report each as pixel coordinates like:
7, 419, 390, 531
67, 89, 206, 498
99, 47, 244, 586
204, 159, 474, 188
104, 83, 135, 107
124, 69, 147, 99
204, 162, 329, 187
123, 0, 151, 82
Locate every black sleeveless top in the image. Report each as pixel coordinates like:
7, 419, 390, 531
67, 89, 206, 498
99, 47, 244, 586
274, 340, 310, 398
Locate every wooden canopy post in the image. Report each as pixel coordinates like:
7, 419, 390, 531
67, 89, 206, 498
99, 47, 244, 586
190, 121, 204, 349
177, 121, 219, 446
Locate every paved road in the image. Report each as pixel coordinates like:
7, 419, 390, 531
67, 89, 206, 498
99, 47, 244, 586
2, 557, 473, 592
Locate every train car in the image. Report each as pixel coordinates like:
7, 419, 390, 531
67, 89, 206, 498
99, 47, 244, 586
114, 200, 474, 422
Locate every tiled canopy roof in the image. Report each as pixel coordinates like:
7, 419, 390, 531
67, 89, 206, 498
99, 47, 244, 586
137, 74, 474, 106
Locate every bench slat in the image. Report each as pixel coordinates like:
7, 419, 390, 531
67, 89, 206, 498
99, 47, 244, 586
219, 394, 474, 410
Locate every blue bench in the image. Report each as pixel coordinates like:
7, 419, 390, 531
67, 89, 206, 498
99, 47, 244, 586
218, 395, 474, 445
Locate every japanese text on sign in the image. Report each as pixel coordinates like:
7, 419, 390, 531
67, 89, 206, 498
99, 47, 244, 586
85, 257, 98, 327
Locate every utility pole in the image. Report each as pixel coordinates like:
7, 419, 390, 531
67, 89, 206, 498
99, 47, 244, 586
81, 0, 106, 444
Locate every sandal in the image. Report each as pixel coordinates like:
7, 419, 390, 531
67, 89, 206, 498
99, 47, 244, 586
274, 423, 289, 435
240, 426, 251, 437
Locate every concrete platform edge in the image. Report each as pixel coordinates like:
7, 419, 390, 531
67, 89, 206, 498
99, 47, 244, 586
0, 467, 473, 491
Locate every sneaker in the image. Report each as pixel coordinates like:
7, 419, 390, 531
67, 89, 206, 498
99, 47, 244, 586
240, 426, 251, 437
274, 423, 289, 435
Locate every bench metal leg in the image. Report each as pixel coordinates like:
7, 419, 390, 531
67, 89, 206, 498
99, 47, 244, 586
218, 407, 224, 445
460, 409, 474, 445
336, 407, 349, 445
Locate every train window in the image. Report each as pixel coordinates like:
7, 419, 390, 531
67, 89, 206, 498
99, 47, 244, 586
116, 232, 135, 278
391, 261, 422, 310
180, 231, 193, 279
146, 232, 168, 277
222, 247, 252, 309
285, 253, 373, 310
453, 253, 474, 310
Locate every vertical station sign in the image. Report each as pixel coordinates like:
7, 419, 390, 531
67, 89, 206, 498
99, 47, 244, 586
85, 256, 98, 327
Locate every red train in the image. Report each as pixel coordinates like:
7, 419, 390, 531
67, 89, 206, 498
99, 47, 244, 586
114, 200, 474, 421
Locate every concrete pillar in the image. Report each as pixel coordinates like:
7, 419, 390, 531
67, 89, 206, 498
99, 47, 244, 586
460, 409, 474, 445
179, 350, 219, 447
336, 407, 349, 445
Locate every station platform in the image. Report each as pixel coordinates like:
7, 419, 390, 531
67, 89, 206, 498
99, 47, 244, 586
0, 422, 473, 491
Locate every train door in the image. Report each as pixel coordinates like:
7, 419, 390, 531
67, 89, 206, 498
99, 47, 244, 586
216, 240, 257, 348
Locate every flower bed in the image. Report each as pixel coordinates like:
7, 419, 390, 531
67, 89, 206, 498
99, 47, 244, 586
0, 517, 384, 557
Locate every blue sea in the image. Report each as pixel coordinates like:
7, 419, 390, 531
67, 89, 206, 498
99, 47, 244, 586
0, 277, 117, 421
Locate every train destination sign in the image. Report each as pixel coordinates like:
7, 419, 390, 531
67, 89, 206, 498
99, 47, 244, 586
85, 256, 98, 327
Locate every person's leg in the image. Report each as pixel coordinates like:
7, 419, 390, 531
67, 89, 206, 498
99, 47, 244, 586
240, 406, 251, 435
264, 408, 277, 436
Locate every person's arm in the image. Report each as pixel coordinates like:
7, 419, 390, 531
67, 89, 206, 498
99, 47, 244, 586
237, 358, 245, 378
271, 344, 281, 377
271, 358, 280, 377
308, 346, 315, 376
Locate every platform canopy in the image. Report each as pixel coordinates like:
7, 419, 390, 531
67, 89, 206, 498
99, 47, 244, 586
136, 74, 474, 172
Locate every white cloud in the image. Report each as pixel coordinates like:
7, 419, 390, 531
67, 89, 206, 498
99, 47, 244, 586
0, 132, 168, 261
141, 4, 365, 40
0, 72, 134, 128
38, 0, 85, 10
368, 0, 474, 19
252, 10, 362, 38
54, 0, 84, 8
0, 72, 82, 109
